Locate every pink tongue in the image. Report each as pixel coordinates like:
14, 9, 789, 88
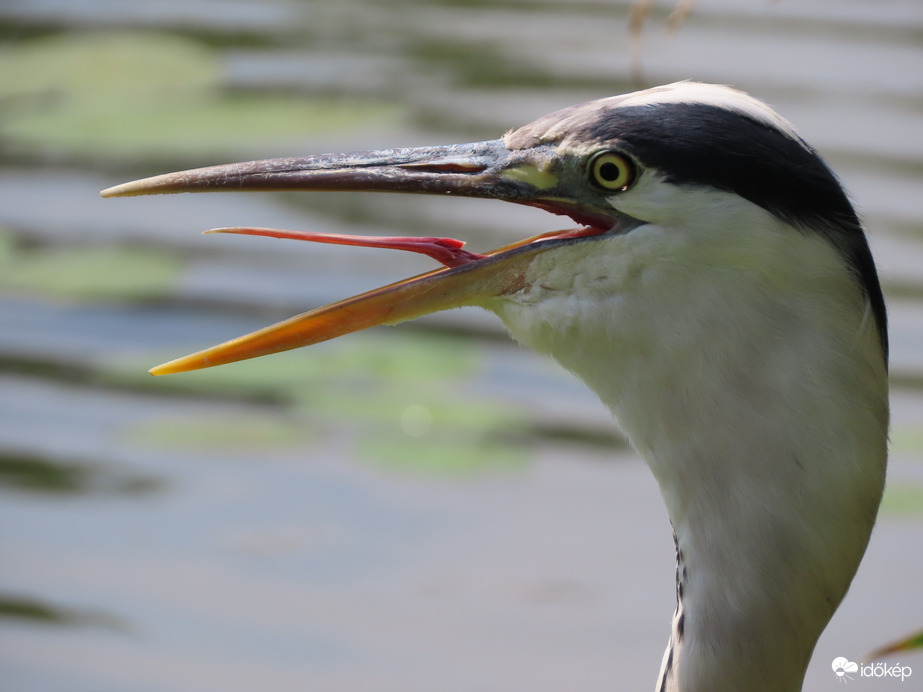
206, 226, 486, 268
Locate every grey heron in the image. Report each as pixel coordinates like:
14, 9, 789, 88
102, 82, 889, 692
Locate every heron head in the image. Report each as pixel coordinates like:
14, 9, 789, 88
102, 81, 886, 376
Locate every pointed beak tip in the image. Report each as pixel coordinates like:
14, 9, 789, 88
100, 182, 143, 198
101, 174, 180, 198
149, 357, 196, 376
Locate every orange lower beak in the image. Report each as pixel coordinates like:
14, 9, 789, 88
149, 226, 595, 375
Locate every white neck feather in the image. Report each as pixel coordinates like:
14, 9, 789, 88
487, 191, 889, 692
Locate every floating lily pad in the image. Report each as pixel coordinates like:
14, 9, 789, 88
0, 32, 400, 163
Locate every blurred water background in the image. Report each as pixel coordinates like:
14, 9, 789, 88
0, 1, 921, 691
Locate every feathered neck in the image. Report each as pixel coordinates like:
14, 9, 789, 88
488, 209, 888, 691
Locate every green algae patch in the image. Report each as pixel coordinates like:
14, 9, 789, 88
0, 232, 18, 263
355, 397, 527, 476
0, 593, 125, 631
305, 335, 479, 385
0, 242, 183, 301
880, 482, 923, 518
112, 331, 528, 474
359, 433, 525, 476
890, 426, 923, 456
0, 32, 400, 163
112, 332, 478, 403
0, 32, 215, 97
124, 413, 313, 452
0, 450, 163, 496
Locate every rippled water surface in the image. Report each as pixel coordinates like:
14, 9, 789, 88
1, 2, 921, 691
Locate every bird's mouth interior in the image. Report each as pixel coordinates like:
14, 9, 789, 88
135, 217, 612, 376
206, 216, 610, 271
200, 188, 621, 268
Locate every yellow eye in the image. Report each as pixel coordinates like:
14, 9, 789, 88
589, 151, 636, 191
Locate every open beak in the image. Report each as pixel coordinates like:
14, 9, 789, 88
102, 139, 615, 375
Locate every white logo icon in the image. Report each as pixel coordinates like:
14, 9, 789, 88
832, 657, 859, 683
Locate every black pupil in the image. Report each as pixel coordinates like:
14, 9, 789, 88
599, 161, 621, 182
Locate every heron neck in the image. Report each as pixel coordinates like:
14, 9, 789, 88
489, 226, 888, 692
601, 342, 885, 692
600, 347, 885, 692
